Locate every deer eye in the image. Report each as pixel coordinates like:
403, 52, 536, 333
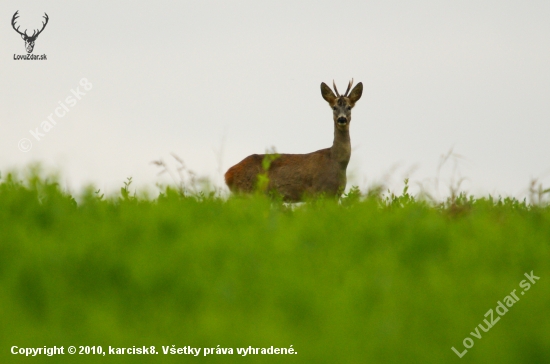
332, 106, 337, 111
347, 106, 351, 111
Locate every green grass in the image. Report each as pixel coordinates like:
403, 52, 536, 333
0, 168, 549, 363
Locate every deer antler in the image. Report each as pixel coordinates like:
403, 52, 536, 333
11, 11, 26, 37
332, 80, 340, 97
11, 11, 49, 40
31, 13, 49, 39
344, 78, 354, 97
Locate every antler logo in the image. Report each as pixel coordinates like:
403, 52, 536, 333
11, 11, 49, 54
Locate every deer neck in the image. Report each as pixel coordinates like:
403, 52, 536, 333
331, 127, 351, 166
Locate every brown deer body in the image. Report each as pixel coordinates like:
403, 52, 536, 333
225, 80, 363, 201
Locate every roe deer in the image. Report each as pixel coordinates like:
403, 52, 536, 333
225, 79, 363, 201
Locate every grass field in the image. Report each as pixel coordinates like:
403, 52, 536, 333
0, 168, 549, 363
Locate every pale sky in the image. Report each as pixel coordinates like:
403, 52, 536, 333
1, 0, 549, 199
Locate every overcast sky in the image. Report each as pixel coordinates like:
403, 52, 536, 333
1, 0, 549, 199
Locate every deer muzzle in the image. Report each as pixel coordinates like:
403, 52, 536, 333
337, 117, 347, 125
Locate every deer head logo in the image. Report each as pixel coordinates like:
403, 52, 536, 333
11, 11, 49, 54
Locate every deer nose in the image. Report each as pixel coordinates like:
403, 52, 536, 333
337, 117, 347, 124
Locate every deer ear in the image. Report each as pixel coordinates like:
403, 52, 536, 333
320, 82, 336, 104
348, 82, 363, 105
21, 34, 26, 40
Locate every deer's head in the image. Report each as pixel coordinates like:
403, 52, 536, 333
12, 11, 49, 54
321, 79, 363, 131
